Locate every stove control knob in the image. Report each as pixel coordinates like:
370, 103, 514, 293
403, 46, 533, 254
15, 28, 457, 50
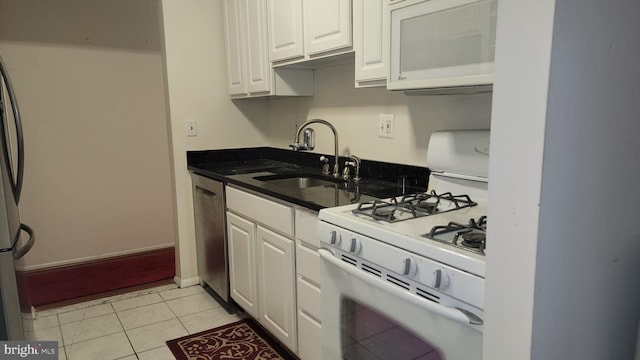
348, 237, 362, 254
432, 268, 450, 290
330, 230, 342, 246
402, 257, 418, 277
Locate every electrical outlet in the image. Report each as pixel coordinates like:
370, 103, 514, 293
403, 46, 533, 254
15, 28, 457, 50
186, 120, 197, 137
378, 114, 394, 139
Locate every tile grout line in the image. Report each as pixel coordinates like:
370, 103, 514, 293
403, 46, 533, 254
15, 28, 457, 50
56, 312, 68, 360
113, 301, 140, 359
165, 296, 191, 338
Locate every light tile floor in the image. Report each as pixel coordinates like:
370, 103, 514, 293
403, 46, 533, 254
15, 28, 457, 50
24, 284, 244, 360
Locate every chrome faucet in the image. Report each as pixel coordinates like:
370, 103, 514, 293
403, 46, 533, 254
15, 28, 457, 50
290, 119, 340, 178
343, 155, 361, 182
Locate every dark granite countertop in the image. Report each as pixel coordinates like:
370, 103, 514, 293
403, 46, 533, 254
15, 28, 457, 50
187, 147, 429, 212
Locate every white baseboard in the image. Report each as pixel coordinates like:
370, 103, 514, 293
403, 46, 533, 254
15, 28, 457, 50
173, 276, 200, 288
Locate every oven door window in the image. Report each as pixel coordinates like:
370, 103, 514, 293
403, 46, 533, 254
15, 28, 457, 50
342, 298, 443, 360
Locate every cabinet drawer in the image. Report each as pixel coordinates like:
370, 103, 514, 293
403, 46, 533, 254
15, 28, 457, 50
296, 243, 321, 286
227, 186, 294, 236
297, 277, 321, 321
295, 208, 319, 247
297, 311, 322, 360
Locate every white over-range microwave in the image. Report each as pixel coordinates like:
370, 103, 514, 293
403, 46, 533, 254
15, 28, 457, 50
387, 0, 498, 94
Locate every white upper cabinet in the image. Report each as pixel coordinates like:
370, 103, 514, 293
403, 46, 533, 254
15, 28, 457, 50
304, 0, 352, 56
245, 0, 271, 93
223, 0, 247, 95
267, 0, 353, 66
353, 0, 387, 87
267, 0, 305, 62
222, 0, 313, 98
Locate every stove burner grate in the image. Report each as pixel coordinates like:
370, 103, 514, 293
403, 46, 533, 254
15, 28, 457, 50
352, 191, 477, 223
424, 216, 487, 255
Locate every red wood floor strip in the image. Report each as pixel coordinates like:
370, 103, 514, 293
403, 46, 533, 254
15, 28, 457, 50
17, 247, 175, 307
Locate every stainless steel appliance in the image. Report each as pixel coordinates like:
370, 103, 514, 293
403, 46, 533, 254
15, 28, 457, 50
318, 130, 489, 359
190, 173, 230, 304
0, 53, 35, 340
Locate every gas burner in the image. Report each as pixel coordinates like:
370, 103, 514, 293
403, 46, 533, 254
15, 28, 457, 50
415, 201, 438, 213
354, 200, 398, 221
457, 231, 486, 249
373, 208, 396, 221
352, 191, 477, 223
399, 193, 440, 214
424, 216, 488, 255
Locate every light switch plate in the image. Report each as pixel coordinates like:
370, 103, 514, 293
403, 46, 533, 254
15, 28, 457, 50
378, 114, 394, 139
186, 120, 197, 137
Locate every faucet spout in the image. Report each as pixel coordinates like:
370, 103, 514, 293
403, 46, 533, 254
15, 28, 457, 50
346, 155, 361, 182
291, 119, 340, 177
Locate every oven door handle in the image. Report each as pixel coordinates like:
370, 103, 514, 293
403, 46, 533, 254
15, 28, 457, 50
319, 249, 483, 327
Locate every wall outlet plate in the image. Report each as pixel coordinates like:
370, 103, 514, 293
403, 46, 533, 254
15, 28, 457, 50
378, 114, 394, 139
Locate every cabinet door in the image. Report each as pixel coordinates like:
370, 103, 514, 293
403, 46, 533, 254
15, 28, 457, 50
223, 0, 248, 95
227, 212, 258, 318
257, 226, 297, 352
267, 0, 304, 62
354, 0, 387, 87
246, 0, 271, 93
304, 0, 352, 56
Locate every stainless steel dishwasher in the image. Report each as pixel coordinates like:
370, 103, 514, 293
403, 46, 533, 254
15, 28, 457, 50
190, 173, 230, 304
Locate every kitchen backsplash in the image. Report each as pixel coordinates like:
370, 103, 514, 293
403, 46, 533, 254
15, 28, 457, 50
264, 63, 493, 167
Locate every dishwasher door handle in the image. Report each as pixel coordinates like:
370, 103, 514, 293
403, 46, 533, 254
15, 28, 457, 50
196, 186, 218, 199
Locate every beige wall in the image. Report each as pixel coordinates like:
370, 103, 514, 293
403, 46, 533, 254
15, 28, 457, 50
159, 0, 268, 285
0, 0, 175, 270
267, 63, 493, 167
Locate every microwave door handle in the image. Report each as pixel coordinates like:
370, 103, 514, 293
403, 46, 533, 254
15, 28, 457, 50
318, 249, 483, 327
0, 55, 25, 202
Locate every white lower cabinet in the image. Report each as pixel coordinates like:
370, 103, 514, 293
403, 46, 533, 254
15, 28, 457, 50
227, 212, 258, 318
296, 253, 322, 360
298, 309, 322, 360
226, 187, 323, 358
257, 226, 297, 351
226, 186, 297, 353
295, 209, 322, 360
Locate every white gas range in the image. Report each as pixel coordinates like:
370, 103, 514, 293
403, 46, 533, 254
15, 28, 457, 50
317, 130, 489, 360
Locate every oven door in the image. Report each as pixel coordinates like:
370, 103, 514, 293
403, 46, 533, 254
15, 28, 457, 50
319, 249, 482, 360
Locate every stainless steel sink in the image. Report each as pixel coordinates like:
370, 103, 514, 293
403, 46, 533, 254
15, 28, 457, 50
253, 173, 346, 189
